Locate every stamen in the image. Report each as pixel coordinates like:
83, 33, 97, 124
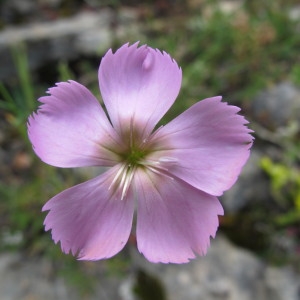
108, 163, 127, 191
119, 165, 129, 193
140, 155, 178, 181
109, 122, 179, 201
121, 166, 135, 200
109, 163, 136, 200
158, 156, 178, 164
140, 156, 178, 170
139, 159, 160, 166
146, 165, 174, 181
140, 159, 169, 171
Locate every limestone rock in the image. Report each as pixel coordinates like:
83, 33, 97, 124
221, 147, 270, 213
127, 236, 300, 300
1, 236, 299, 300
0, 10, 114, 80
250, 82, 300, 130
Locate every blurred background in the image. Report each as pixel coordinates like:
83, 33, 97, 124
0, 0, 300, 299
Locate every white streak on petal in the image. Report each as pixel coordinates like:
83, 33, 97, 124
43, 167, 135, 260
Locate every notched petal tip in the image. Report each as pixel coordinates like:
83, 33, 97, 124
98, 42, 183, 137
149, 95, 253, 196
27, 78, 121, 168
41, 172, 135, 261
104, 41, 142, 59
135, 170, 224, 264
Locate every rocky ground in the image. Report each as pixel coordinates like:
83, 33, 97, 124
1, 80, 299, 299
0, 236, 299, 300
1, 1, 300, 299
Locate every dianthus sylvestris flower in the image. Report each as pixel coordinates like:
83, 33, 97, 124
27, 43, 253, 263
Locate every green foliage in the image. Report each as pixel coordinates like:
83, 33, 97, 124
143, 0, 300, 111
0, 44, 37, 140
291, 64, 300, 86
260, 157, 300, 226
58, 61, 75, 82
0, 45, 102, 293
1, 0, 300, 292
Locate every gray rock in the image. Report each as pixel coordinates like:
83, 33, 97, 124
0, 8, 143, 81
0, 253, 70, 300
221, 147, 270, 213
0, 252, 122, 300
1, 236, 299, 300
289, 5, 300, 20
1, 0, 36, 17
127, 236, 300, 300
39, 0, 62, 7
265, 266, 300, 300
0, 9, 139, 80
250, 82, 300, 130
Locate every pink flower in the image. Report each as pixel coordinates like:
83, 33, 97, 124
27, 43, 253, 263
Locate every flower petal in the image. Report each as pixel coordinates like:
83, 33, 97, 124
134, 168, 224, 264
28, 80, 122, 168
98, 43, 182, 138
43, 167, 135, 260
149, 97, 253, 196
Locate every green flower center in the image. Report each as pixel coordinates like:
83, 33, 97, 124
124, 148, 146, 166
109, 121, 177, 200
